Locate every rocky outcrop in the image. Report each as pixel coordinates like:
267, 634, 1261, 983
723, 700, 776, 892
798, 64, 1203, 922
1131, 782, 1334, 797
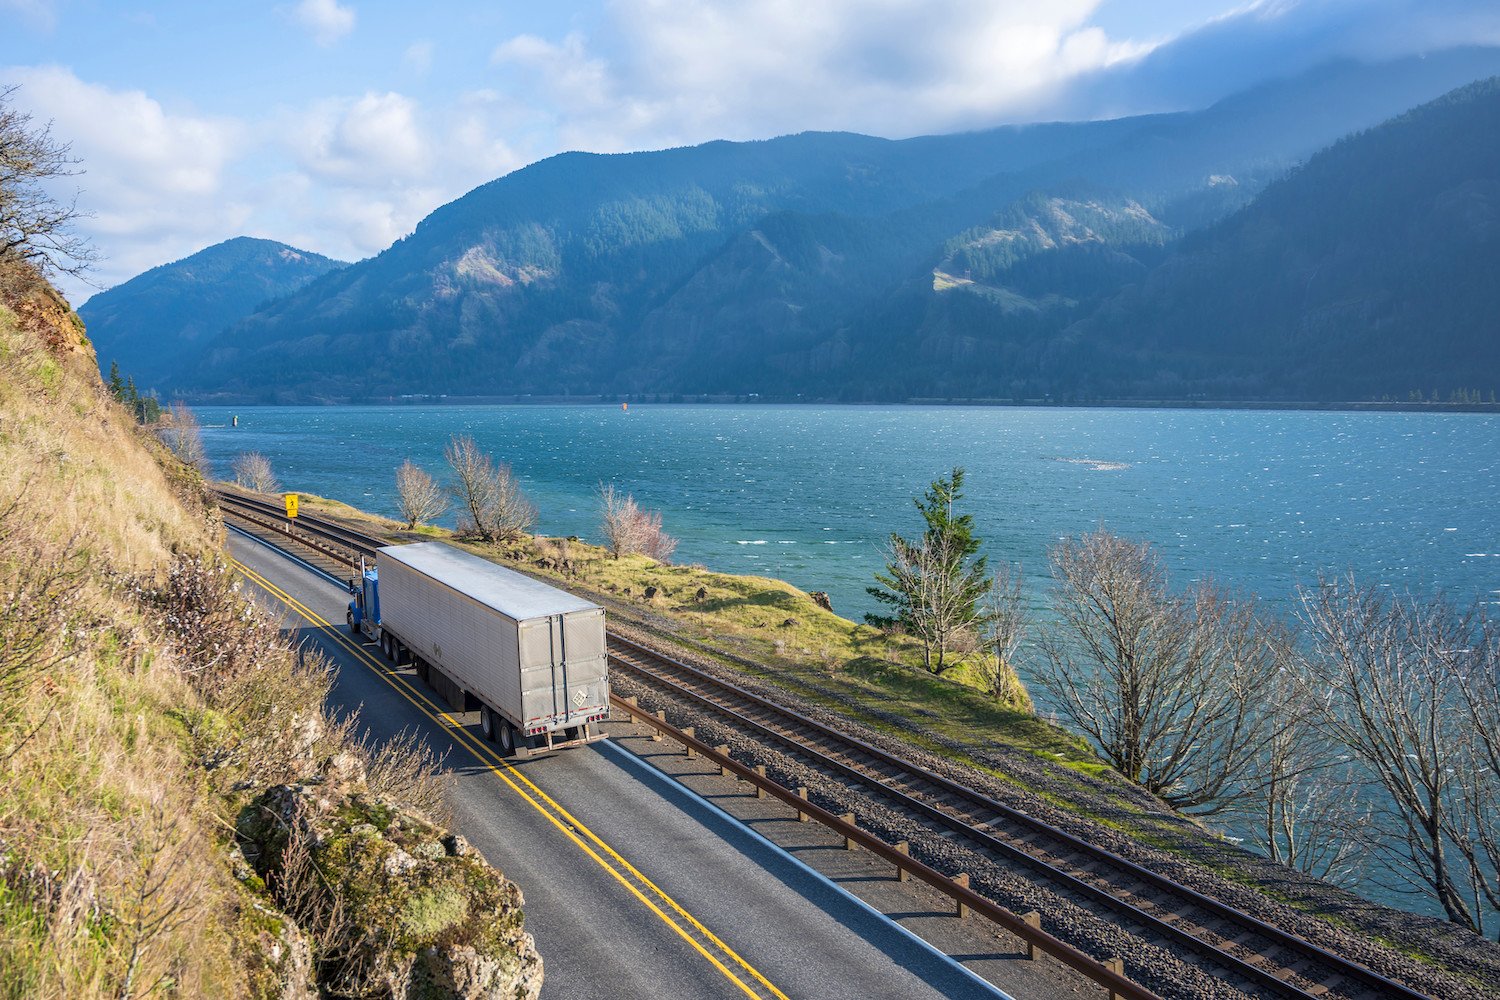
236, 761, 542, 1000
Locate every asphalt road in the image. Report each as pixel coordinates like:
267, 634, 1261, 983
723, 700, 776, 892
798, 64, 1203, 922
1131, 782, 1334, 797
228, 529, 1013, 1000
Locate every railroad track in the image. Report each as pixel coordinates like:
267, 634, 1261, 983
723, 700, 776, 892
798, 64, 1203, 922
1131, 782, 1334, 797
213, 487, 1432, 1000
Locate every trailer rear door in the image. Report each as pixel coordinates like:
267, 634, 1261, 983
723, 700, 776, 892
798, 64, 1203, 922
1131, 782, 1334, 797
517, 608, 608, 732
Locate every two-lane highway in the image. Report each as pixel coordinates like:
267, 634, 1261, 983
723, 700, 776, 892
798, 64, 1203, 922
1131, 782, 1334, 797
229, 529, 1013, 1000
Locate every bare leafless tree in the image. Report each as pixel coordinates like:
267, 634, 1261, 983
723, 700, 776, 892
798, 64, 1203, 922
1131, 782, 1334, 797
880, 531, 983, 674
975, 563, 1029, 705
598, 482, 677, 563
0, 85, 98, 280
395, 458, 447, 530
1034, 529, 1288, 814
599, 483, 644, 558
444, 434, 535, 543
156, 401, 206, 472
1229, 666, 1367, 884
1298, 577, 1500, 933
230, 451, 278, 493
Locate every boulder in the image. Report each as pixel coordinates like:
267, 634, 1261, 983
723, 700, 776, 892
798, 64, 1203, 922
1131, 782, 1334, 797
238, 782, 542, 1000
809, 591, 833, 612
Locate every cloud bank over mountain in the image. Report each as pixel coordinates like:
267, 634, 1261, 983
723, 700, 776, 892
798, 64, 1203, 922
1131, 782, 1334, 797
3, 1, 1498, 303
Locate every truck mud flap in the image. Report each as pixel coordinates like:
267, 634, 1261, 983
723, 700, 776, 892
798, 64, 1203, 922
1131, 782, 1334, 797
427, 664, 467, 712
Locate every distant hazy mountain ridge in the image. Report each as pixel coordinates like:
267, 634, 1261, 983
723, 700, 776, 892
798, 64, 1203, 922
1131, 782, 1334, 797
79, 236, 347, 390
118, 51, 1500, 402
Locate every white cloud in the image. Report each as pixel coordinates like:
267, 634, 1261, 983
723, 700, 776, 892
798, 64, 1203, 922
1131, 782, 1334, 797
490, 1, 1159, 150
403, 40, 435, 75
2, 66, 247, 299
1, 0, 58, 31
291, 0, 355, 47
294, 91, 430, 181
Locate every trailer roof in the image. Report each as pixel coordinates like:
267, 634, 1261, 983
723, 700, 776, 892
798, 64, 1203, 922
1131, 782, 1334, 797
377, 542, 600, 621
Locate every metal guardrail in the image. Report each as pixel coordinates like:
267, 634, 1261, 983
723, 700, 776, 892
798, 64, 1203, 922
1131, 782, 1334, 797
612, 695, 1161, 1000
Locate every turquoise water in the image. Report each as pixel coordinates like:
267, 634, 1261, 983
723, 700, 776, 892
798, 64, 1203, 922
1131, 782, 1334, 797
198, 404, 1500, 622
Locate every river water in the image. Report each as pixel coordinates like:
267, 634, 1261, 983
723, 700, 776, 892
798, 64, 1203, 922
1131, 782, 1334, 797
196, 403, 1500, 621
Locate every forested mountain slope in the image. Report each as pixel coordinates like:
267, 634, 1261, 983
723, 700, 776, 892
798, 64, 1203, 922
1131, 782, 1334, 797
79, 236, 346, 391
163, 50, 1500, 401
1052, 77, 1500, 401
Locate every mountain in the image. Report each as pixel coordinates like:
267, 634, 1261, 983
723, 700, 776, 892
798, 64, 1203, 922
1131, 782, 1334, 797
169, 50, 1500, 402
79, 237, 347, 391
1048, 77, 1500, 401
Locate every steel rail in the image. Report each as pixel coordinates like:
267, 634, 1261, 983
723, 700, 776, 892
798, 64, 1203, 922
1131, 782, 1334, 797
211, 487, 1432, 1000
611, 695, 1162, 1000
605, 634, 1430, 1000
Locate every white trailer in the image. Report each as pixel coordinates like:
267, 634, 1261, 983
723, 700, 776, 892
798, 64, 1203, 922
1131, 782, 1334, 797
361, 541, 609, 757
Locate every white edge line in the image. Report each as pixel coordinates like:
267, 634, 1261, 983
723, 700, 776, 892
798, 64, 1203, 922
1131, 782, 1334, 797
236, 522, 1018, 1000
598, 739, 1019, 1000
227, 522, 352, 590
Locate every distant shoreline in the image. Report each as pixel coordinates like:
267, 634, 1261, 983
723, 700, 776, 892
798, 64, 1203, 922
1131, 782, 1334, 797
185, 395, 1500, 414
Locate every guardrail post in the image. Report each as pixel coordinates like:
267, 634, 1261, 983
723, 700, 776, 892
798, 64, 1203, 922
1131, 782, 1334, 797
715, 746, 730, 775
624, 695, 638, 708
681, 726, 695, 757
796, 786, 809, 822
840, 813, 856, 850
651, 709, 665, 741
953, 873, 970, 917
1022, 911, 1040, 959
754, 764, 767, 797
894, 841, 910, 881
1105, 957, 1125, 1000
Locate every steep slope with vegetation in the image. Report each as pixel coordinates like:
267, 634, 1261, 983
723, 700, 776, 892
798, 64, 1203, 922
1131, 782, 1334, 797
0, 257, 540, 998
170, 51, 1500, 402
79, 237, 346, 392
1056, 76, 1500, 400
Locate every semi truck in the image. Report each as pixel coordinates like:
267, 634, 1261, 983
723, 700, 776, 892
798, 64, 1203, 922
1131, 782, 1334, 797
348, 541, 609, 756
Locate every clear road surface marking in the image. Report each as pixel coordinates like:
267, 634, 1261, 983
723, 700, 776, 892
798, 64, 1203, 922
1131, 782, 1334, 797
231, 556, 790, 1000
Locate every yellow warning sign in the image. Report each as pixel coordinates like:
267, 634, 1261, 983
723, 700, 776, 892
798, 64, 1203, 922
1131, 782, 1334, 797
284, 493, 299, 518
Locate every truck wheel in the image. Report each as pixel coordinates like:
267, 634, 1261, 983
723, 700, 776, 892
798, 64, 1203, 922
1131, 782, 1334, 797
415, 659, 430, 683
480, 705, 496, 742
383, 635, 394, 661
498, 719, 516, 757
347, 610, 355, 630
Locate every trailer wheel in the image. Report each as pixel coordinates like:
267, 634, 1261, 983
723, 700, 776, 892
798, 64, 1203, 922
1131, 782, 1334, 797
415, 659, 430, 683
498, 718, 516, 757
480, 705, 496, 742
346, 610, 355, 631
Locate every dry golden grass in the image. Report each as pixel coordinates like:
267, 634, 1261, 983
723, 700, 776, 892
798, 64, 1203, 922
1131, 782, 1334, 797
0, 274, 450, 999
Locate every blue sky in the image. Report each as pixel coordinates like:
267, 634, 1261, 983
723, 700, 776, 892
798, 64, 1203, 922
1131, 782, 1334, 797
3, 0, 1498, 303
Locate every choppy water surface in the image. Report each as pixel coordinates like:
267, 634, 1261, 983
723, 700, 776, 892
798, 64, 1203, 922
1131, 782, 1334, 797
197, 404, 1500, 620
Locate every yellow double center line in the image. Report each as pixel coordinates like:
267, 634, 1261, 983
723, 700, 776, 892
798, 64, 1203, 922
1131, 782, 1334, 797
231, 556, 788, 1000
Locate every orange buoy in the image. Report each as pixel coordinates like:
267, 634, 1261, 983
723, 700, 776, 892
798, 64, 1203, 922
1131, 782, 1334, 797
622, 402, 628, 412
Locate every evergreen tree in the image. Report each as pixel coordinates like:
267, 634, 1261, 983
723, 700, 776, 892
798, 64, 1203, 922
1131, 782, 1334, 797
106, 360, 124, 401
867, 467, 990, 672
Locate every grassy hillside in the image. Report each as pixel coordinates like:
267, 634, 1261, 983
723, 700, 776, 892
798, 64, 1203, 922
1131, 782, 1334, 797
0, 266, 538, 1000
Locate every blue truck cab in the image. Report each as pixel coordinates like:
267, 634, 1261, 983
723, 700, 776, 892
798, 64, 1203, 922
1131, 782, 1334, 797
347, 565, 381, 636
